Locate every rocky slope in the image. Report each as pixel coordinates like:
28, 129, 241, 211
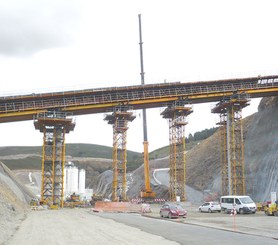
96, 97, 278, 203
244, 97, 278, 201
186, 96, 278, 202
0, 162, 34, 244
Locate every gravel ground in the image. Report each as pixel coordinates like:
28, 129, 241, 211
4, 209, 178, 245
4, 204, 277, 245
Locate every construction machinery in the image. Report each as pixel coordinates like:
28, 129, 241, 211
30, 198, 40, 210
138, 14, 155, 201
64, 193, 85, 208
90, 194, 103, 206
264, 201, 278, 216
49, 204, 59, 210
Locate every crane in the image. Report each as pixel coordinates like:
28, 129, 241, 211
138, 14, 155, 200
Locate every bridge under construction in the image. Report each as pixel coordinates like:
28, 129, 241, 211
1, 75, 278, 206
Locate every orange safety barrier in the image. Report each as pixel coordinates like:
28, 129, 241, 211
94, 201, 141, 212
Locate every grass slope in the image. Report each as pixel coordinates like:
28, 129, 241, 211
0, 144, 143, 171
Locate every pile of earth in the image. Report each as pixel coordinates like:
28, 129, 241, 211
0, 161, 34, 244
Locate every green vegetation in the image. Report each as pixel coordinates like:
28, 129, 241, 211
149, 140, 201, 159
149, 127, 218, 160
2, 156, 42, 170
0, 146, 42, 156
186, 127, 218, 142
66, 143, 142, 171
0, 144, 142, 171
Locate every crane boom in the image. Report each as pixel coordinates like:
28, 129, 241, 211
138, 14, 155, 199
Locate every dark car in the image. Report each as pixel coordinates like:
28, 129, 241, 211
159, 204, 187, 219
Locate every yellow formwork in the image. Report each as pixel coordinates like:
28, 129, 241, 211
212, 96, 248, 195
161, 104, 193, 202
104, 108, 135, 202
34, 111, 75, 207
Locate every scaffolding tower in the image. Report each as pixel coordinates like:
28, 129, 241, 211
161, 101, 193, 201
212, 94, 249, 196
104, 106, 135, 202
34, 111, 75, 207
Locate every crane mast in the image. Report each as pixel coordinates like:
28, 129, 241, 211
138, 14, 155, 199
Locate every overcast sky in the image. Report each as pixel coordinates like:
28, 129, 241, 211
0, 0, 277, 152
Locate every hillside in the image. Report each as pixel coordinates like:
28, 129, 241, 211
0, 144, 142, 171
1, 97, 278, 204
96, 97, 278, 203
0, 162, 33, 244
244, 97, 278, 201
186, 97, 278, 202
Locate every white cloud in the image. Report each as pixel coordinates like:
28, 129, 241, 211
0, 0, 276, 152
0, 0, 80, 56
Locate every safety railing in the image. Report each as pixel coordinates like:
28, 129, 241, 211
0, 76, 278, 116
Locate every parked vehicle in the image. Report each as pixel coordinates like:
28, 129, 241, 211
199, 202, 221, 213
220, 195, 257, 214
159, 203, 187, 219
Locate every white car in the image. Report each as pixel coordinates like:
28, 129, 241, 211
199, 202, 221, 213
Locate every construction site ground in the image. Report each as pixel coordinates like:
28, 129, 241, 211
3, 203, 278, 245
5, 208, 178, 245
143, 204, 278, 240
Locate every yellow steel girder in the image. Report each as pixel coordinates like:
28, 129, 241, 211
1, 86, 278, 123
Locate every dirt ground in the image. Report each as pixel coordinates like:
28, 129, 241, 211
4, 203, 278, 245
4, 208, 178, 245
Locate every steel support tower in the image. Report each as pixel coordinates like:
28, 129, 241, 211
104, 106, 135, 202
34, 111, 75, 207
212, 94, 249, 196
161, 101, 193, 201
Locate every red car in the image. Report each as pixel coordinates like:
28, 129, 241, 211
159, 204, 187, 219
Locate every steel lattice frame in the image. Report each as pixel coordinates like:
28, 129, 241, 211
104, 108, 135, 202
34, 111, 75, 207
218, 113, 229, 195
161, 103, 192, 201
212, 95, 249, 195
229, 108, 246, 195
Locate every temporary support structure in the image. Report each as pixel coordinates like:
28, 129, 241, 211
104, 106, 135, 202
161, 101, 193, 201
34, 111, 75, 207
212, 94, 249, 196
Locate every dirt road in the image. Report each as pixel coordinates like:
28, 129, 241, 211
4, 209, 178, 245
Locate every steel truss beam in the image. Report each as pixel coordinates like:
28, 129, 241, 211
1, 75, 278, 123
34, 111, 75, 207
104, 106, 135, 202
161, 101, 193, 201
212, 94, 249, 195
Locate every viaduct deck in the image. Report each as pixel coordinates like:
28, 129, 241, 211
1, 75, 278, 123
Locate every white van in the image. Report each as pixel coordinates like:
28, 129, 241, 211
220, 195, 257, 214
